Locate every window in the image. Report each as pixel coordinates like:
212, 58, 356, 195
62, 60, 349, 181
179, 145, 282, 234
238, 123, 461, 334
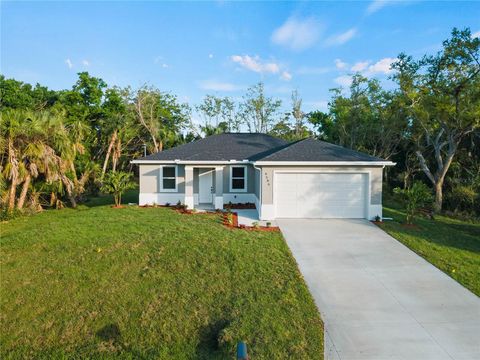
230, 166, 247, 192
161, 166, 177, 192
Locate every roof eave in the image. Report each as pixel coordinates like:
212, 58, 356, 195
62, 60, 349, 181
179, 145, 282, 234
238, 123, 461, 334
253, 161, 396, 166
130, 159, 251, 165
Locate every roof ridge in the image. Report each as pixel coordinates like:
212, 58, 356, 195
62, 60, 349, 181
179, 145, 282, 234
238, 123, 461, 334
313, 139, 383, 160
254, 137, 309, 161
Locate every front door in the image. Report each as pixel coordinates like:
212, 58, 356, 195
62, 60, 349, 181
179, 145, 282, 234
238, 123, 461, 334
199, 169, 214, 203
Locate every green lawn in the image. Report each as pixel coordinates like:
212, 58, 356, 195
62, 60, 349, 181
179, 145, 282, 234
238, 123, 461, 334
0, 192, 323, 359
378, 205, 480, 296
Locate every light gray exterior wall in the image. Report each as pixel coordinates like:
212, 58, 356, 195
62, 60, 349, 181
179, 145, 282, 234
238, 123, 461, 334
139, 164, 185, 193
139, 164, 383, 208
222, 164, 256, 194
260, 166, 383, 205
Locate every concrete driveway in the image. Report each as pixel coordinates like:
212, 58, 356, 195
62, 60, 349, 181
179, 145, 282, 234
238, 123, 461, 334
278, 219, 480, 360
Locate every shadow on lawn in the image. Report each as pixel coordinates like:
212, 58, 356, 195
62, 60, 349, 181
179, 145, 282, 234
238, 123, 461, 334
82, 189, 139, 208
382, 208, 480, 253
195, 318, 231, 358
96, 323, 153, 359
447, 223, 480, 238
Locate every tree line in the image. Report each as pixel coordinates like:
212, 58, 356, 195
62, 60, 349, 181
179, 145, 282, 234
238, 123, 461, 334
1, 28, 479, 217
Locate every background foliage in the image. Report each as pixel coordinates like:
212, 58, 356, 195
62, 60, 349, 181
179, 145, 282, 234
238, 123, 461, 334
1, 28, 479, 218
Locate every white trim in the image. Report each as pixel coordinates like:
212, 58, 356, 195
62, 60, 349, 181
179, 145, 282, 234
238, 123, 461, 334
139, 193, 183, 206
214, 196, 223, 210
260, 204, 275, 220
132, 160, 250, 165
272, 169, 371, 219
160, 165, 177, 192
229, 165, 248, 192
185, 195, 194, 209
255, 161, 395, 166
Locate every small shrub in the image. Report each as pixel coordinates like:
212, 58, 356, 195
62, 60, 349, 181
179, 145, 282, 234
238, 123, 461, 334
252, 221, 259, 228
374, 215, 381, 222
394, 181, 433, 224
446, 185, 478, 214
266, 221, 271, 228
226, 213, 233, 225
0, 208, 22, 221
101, 171, 136, 207
165, 202, 170, 207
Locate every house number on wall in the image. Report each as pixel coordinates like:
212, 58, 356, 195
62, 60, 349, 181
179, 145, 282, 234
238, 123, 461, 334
264, 172, 270, 187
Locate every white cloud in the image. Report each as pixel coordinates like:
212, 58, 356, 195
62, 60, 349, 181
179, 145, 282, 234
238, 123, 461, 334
326, 28, 357, 46
334, 75, 353, 87
345, 57, 396, 76
472, 30, 480, 39
199, 80, 241, 92
161, 63, 168, 68
280, 71, 292, 81
208, 53, 214, 59
65, 58, 73, 69
335, 59, 348, 70
230, 55, 292, 81
367, 57, 395, 75
271, 16, 322, 51
231, 55, 280, 74
366, 0, 390, 15
351, 61, 370, 72
82, 59, 90, 67
366, 0, 412, 15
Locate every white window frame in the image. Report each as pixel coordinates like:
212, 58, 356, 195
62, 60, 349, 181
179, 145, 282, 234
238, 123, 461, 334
230, 165, 247, 192
160, 165, 177, 192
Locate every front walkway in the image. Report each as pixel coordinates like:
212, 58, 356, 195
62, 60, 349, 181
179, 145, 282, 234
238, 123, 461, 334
278, 219, 480, 360
235, 209, 277, 227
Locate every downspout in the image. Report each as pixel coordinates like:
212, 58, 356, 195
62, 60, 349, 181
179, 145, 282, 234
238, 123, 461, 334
253, 163, 262, 220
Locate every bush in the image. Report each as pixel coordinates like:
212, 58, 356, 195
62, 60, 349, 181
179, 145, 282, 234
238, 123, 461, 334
393, 181, 433, 224
0, 208, 22, 221
446, 185, 479, 215
100, 171, 136, 207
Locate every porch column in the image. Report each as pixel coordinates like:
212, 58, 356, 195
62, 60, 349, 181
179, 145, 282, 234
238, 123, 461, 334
184, 165, 194, 209
214, 166, 224, 210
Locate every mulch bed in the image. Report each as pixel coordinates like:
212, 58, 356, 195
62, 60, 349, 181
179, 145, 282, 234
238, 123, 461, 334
138, 204, 279, 231
224, 202, 256, 210
222, 212, 280, 232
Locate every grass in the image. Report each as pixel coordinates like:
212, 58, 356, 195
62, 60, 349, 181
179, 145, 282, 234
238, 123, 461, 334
378, 201, 480, 296
0, 190, 323, 359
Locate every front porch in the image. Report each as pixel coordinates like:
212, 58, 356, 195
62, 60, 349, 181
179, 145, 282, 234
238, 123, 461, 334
184, 166, 224, 210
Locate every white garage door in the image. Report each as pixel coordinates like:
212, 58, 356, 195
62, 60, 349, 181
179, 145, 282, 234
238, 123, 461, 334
275, 172, 368, 218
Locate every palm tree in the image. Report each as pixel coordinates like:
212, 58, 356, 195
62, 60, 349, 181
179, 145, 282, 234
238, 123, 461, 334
101, 171, 135, 207
1, 110, 32, 211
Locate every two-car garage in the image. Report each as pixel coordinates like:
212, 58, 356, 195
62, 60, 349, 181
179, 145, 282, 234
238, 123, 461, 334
274, 172, 369, 219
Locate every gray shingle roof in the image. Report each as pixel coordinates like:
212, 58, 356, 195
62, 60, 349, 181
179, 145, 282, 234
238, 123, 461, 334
255, 138, 385, 162
135, 134, 386, 162
136, 133, 288, 161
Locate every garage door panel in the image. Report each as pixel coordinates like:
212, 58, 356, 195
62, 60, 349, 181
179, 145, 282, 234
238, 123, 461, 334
275, 172, 367, 219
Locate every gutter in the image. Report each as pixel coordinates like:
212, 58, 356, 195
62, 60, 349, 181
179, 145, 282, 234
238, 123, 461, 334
131, 159, 396, 167
253, 161, 396, 166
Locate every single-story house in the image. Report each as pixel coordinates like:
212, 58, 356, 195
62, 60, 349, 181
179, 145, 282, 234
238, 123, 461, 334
131, 133, 394, 220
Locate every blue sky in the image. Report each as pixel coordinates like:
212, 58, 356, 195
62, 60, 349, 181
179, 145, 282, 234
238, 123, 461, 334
2, 1, 479, 116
